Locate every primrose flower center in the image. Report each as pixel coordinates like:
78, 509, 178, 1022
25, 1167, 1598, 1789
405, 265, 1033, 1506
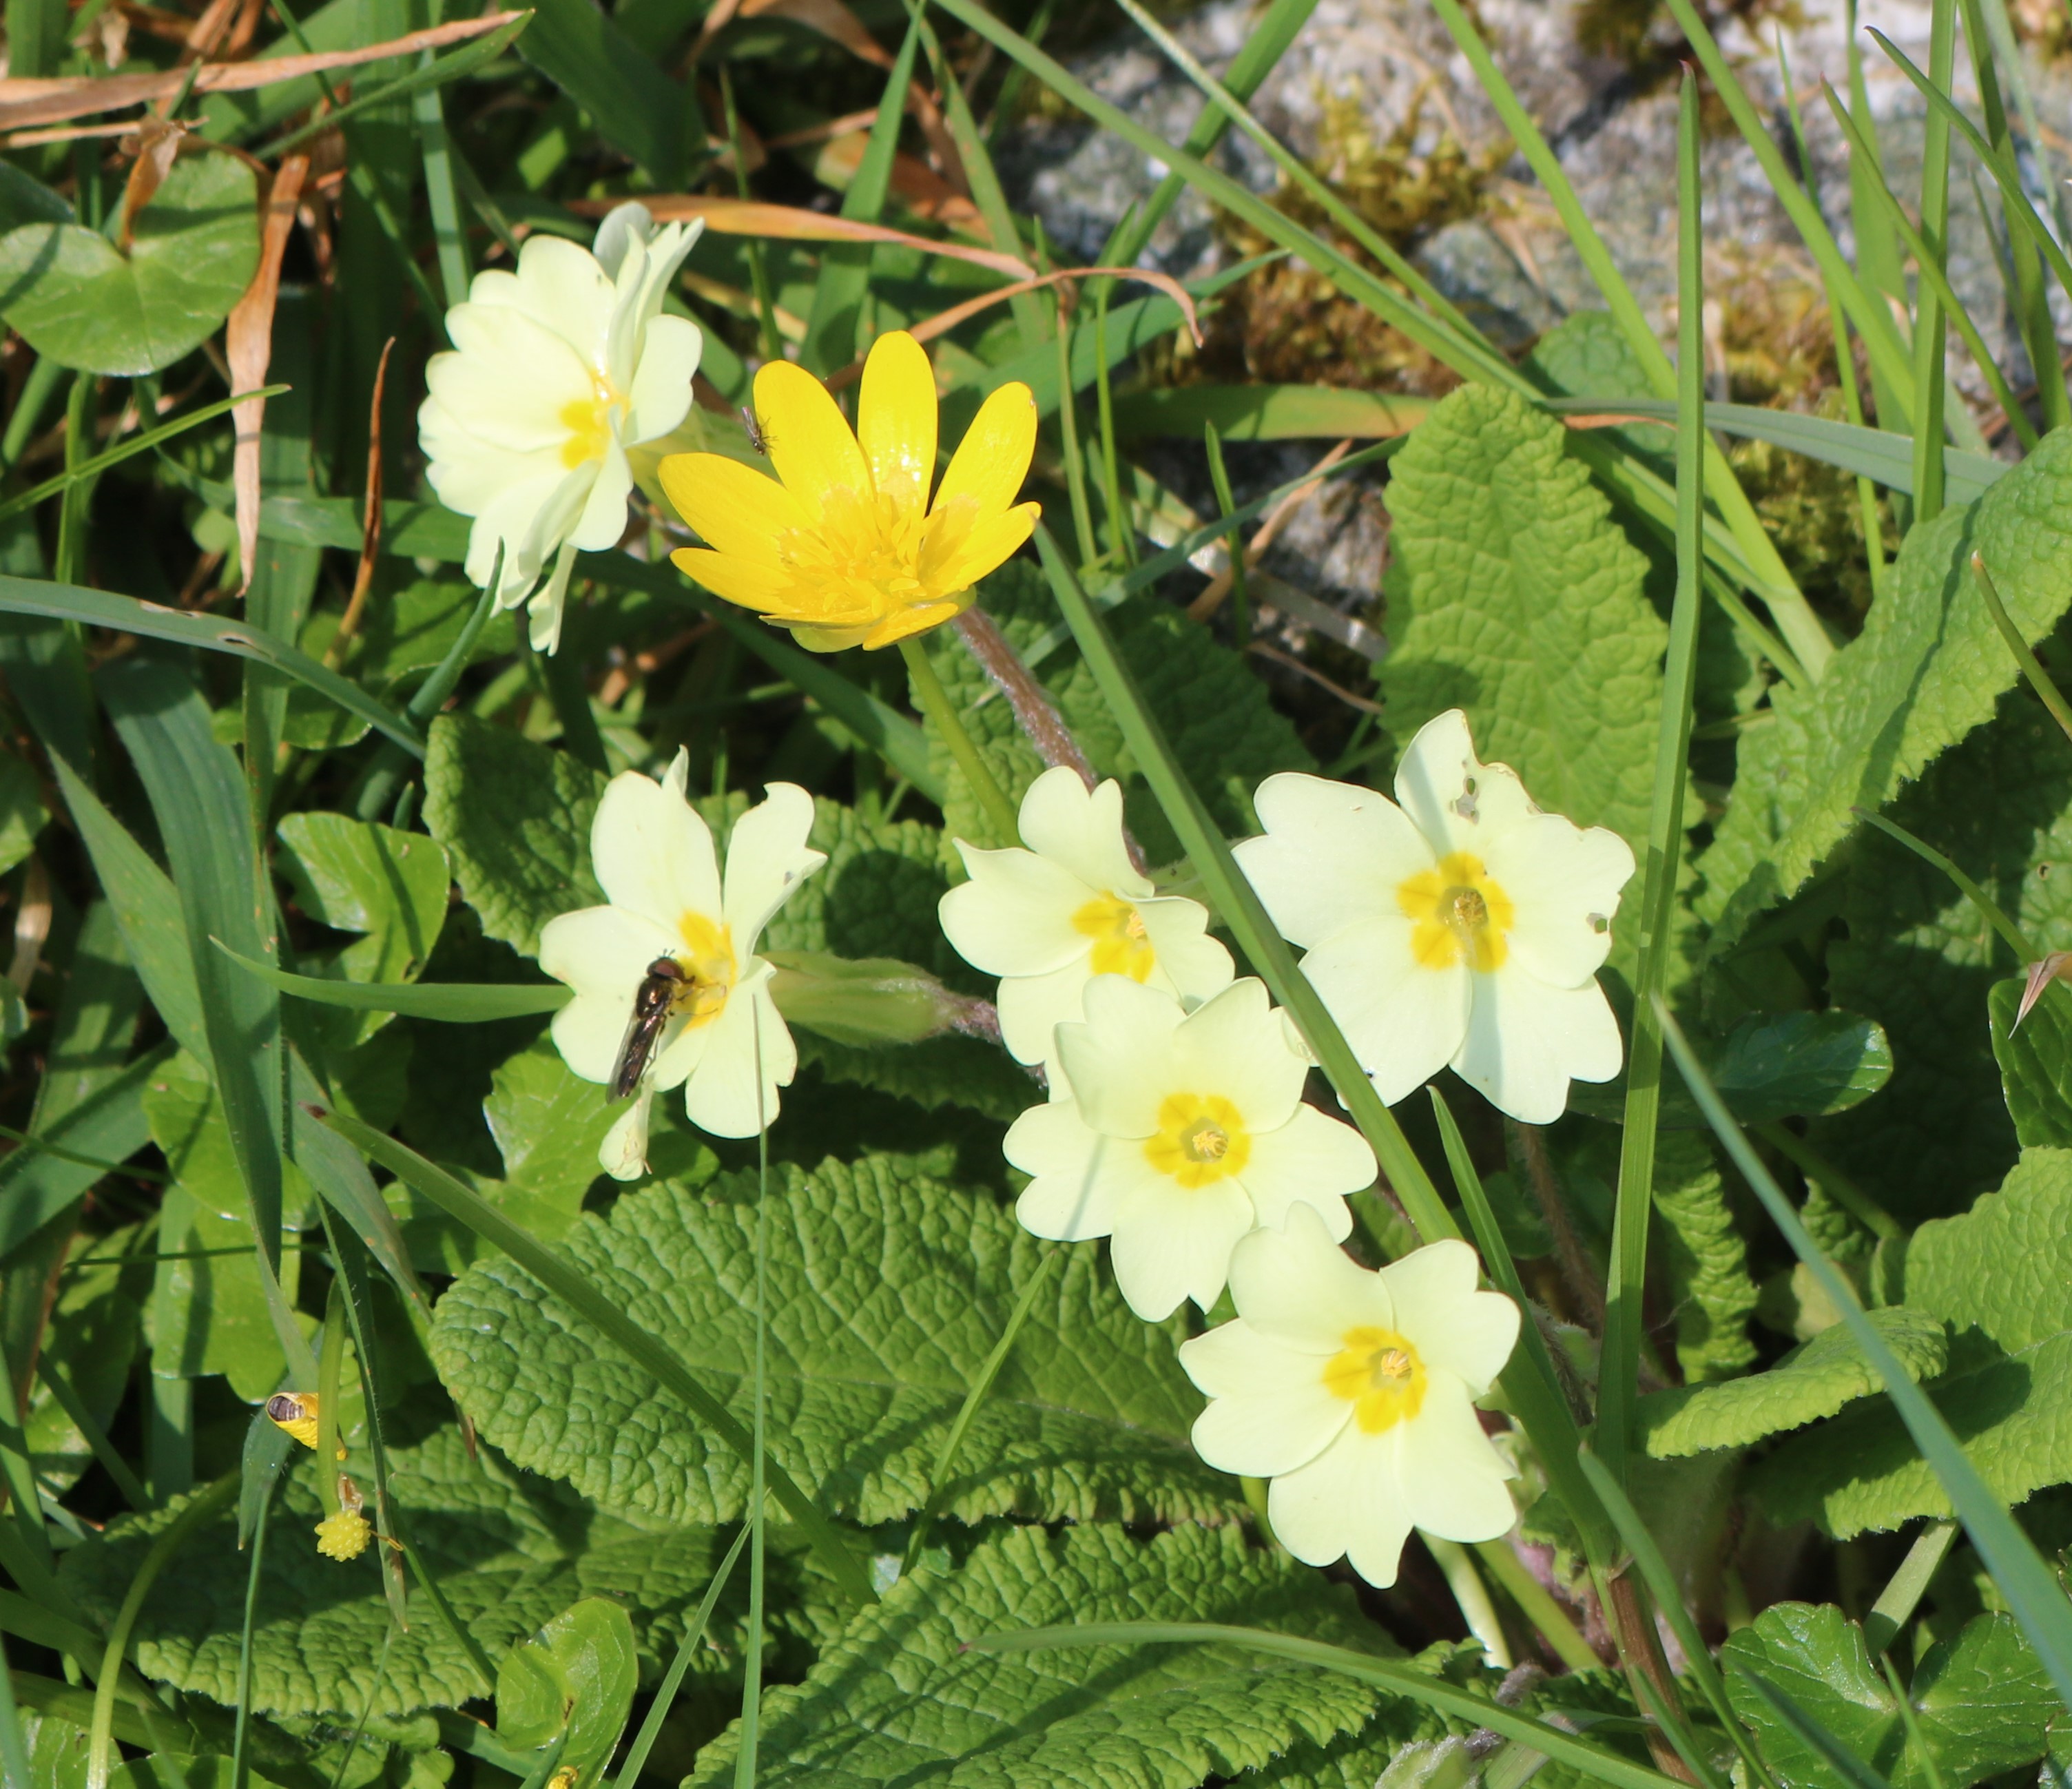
1322, 1326, 1429, 1434
1072, 892, 1157, 981
1398, 850, 1515, 974
1143, 1092, 1251, 1189
668, 911, 738, 1029
558, 373, 624, 470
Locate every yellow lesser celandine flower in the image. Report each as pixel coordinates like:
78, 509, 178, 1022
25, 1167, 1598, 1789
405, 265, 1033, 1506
1004, 975, 1376, 1322
658, 330, 1039, 652
1233, 709, 1636, 1125
1180, 1206, 1521, 1589
938, 765, 1232, 1068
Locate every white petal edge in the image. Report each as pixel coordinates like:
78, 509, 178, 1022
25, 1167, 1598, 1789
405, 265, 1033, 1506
1451, 968, 1624, 1125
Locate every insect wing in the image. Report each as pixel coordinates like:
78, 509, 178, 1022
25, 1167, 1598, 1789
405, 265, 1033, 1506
612, 975, 676, 1099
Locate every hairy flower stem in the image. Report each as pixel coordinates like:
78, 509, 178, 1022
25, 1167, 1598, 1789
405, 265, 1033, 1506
1605, 1571, 1700, 1785
900, 634, 1022, 846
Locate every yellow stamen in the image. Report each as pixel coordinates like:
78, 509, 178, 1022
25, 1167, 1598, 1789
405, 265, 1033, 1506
558, 375, 621, 470
1072, 893, 1157, 981
1397, 850, 1515, 973
671, 912, 738, 1029
1321, 1326, 1428, 1433
1143, 1092, 1251, 1188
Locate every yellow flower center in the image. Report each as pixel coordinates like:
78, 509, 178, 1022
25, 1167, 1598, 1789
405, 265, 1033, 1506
1072, 893, 1156, 981
1398, 851, 1515, 973
1143, 1092, 1251, 1188
776, 485, 931, 614
1322, 1327, 1428, 1433
670, 911, 738, 1028
557, 375, 622, 470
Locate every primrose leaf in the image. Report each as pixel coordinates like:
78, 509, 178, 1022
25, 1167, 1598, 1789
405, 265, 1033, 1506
1568, 1010, 1892, 1128
1650, 1130, 1758, 1385
0, 156, 260, 375
1753, 1147, 2072, 1535
428, 1155, 1235, 1527
495, 1599, 636, 1788
685, 1523, 1400, 1789
1817, 692, 2072, 1223
1723, 1602, 2060, 1789
915, 559, 1312, 865
1639, 1306, 1947, 1457
1378, 383, 1666, 880
1697, 425, 2072, 953
58, 1423, 767, 1721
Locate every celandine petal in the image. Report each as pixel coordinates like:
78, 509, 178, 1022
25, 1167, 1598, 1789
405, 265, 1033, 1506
754, 359, 870, 522
935, 381, 1037, 518
669, 549, 807, 620
857, 330, 937, 527
919, 503, 1040, 601
858, 598, 968, 650
660, 454, 805, 565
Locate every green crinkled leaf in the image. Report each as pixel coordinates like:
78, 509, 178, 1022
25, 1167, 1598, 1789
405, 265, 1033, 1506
1378, 382, 1666, 876
1639, 1306, 1947, 1458
57, 1424, 762, 1721
428, 1156, 1234, 1528
0, 155, 260, 375
1816, 691, 2072, 1221
1723, 1602, 2061, 1789
1697, 426, 2072, 953
422, 714, 1026, 1118
685, 1523, 1396, 1789
1991, 976, 2072, 1148
1650, 1130, 1758, 1385
918, 559, 1312, 864
1753, 1147, 2072, 1535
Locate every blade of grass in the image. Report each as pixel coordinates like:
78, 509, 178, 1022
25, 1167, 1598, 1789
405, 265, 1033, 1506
259, 14, 529, 156
1201, 421, 1247, 648
100, 661, 318, 1392
312, 1107, 878, 1607
1957, 0, 2069, 433
1872, 27, 2072, 316
1092, 287, 1132, 568
1575, 1448, 1783, 1789
612, 1525, 749, 1789
87, 1473, 237, 1789
1854, 808, 2033, 960
1662, 1000, 2072, 1708
903, 1248, 1060, 1575
802, 14, 922, 376
733, 1005, 772, 1789
219, 947, 569, 1018
1973, 552, 2072, 747
1602, 70, 1706, 1482
34, 1358, 147, 1511
229, 1458, 273, 1789
1469, 1540, 1598, 1674
1843, 0, 1912, 442
971, 1623, 1688, 1789
1912, 0, 1958, 524
0, 1635, 30, 1789
413, 0, 470, 309
1661, 0, 1916, 429
0, 578, 422, 756
1032, 522, 1449, 1241
1820, 86, 2036, 451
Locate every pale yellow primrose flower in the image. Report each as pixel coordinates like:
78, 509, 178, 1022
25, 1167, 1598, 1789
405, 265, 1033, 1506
1004, 975, 1376, 1322
539, 752, 825, 1177
660, 329, 1039, 652
419, 201, 704, 654
937, 765, 1232, 1068
1233, 709, 1635, 1125
1181, 1207, 1520, 1589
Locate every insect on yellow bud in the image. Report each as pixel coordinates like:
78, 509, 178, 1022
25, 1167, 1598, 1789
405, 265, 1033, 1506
265, 1391, 321, 1450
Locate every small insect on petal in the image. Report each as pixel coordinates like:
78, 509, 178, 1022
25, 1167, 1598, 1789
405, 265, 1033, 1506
2017, 950, 2072, 1029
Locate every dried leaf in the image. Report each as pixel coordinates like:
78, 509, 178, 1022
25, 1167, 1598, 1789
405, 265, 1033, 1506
579, 193, 1032, 279
227, 153, 307, 595
0, 12, 521, 131
2018, 951, 2072, 1029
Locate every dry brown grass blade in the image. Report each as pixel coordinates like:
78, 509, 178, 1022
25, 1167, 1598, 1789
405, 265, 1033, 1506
227, 152, 307, 597
825, 264, 1202, 390
0, 11, 521, 131
809, 131, 976, 224
2018, 951, 2072, 1028
574, 193, 1033, 278
329, 335, 396, 663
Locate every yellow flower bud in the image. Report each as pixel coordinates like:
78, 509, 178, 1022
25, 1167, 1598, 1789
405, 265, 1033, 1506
314, 1509, 373, 1562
